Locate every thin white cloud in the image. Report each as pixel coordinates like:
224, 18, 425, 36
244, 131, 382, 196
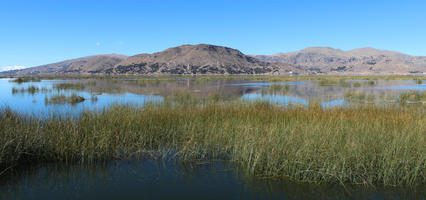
0, 65, 26, 72
96, 42, 101, 46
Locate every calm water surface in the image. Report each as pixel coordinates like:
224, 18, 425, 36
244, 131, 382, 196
1, 160, 424, 200
1, 78, 424, 116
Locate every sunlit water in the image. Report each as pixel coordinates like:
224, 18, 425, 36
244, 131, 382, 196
0, 77, 425, 199
0, 79, 163, 116
1, 78, 424, 116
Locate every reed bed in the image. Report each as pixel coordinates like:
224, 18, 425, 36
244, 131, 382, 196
8, 77, 41, 83
414, 78, 423, 84
11, 86, 39, 94
0, 102, 424, 186
44, 94, 86, 104
398, 91, 426, 105
53, 82, 86, 90
11, 86, 51, 94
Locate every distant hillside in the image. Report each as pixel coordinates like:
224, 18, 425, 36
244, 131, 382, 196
253, 47, 426, 74
3, 45, 297, 76
3, 45, 425, 76
9, 54, 128, 75
108, 44, 296, 75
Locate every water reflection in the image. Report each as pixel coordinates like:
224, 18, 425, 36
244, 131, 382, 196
232, 82, 305, 86
0, 79, 163, 116
0, 78, 424, 116
377, 84, 426, 90
1, 160, 423, 200
236, 80, 425, 107
321, 99, 345, 107
241, 94, 308, 106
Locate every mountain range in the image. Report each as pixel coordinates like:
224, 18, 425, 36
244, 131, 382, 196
253, 47, 426, 74
3, 44, 425, 76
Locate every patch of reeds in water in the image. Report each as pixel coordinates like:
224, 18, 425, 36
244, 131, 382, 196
366, 80, 376, 86
269, 84, 291, 94
9, 77, 41, 84
414, 78, 423, 84
317, 79, 351, 87
352, 82, 362, 87
398, 90, 425, 106
44, 94, 86, 105
0, 100, 424, 186
11, 86, 50, 94
344, 91, 376, 103
53, 83, 86, 91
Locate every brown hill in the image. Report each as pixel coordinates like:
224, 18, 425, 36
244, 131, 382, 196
108, 44, 295, 75
253, 47, 426, 75
11, 54, 128, 75
4, 45, 424, 76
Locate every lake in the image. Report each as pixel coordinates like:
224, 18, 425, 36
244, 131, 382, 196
1, 78, 424, 116
0, 77, 425, 200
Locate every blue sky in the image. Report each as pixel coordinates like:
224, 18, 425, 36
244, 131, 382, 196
1, 0, 425, 70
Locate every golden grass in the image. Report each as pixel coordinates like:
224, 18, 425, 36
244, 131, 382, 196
0, 102, 424, 186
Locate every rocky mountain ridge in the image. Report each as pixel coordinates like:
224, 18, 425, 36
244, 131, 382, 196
108, 44, 296, 75
253, 47, 425, 74
3, 45, 425, 76
9, 54, 128, 75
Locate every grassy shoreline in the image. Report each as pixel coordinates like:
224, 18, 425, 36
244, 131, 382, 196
4, 74, 426, 82
0, 102, 424, 186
